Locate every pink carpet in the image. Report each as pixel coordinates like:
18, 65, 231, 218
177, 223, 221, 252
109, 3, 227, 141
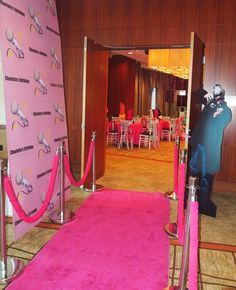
7, 189, 170, 290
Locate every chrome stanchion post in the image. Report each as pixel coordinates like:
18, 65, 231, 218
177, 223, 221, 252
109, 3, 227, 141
165, 136, 180, 200
0, 160, 7, 276
50, 142, 75, 224
165, 176, 198, 290
0, 159, 24, 284
178, 176, 198, 290
85, 131, 104, 192
164, 149, 187, 239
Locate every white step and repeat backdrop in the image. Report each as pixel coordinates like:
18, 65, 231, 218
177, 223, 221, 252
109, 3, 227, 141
0, 0, 70, 240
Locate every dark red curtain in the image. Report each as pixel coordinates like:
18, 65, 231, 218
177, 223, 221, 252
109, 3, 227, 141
107, 55, 136, 120
108, 55, 188, 119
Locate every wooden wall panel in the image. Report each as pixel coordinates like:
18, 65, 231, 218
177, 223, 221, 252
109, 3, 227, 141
84, 41, 109, 181
216, 107, 236, 181
57, 0, 236, 184
62, 47, 83, 172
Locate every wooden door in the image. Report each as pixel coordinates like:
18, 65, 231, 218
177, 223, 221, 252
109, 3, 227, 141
185, 32, 205, 160
81, 37, 109, 181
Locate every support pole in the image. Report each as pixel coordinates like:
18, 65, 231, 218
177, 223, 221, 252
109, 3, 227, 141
164, 148, 187, 239
85, 132, 104, 192
0, 159, 24, 283
50, 142, 75, 224
165, 136, 180, 200
166, 176, 199, 290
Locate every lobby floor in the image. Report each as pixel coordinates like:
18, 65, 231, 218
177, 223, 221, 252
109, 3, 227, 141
2, 141, 236, 289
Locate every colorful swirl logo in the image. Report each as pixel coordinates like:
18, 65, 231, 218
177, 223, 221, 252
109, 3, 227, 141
37, 132, 51, 158
11, 101, 29, 130
50, 47, 61, 69
41, 192, 54, 211
46, 0, 56, 16
54, 103, 64, 123
34, 71, 48, 95
15, 171, 33, 201
29, 6, 43, 35
5, 28, 24, 59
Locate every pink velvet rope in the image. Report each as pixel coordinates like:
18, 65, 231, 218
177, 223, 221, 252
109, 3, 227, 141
64, 139, 94, 187
4, 154, 59, 223
177, 162, 186, 245
188, 201, 199, 290
173, 144, 179, 195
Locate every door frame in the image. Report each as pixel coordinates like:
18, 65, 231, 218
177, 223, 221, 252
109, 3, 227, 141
105, 32, 205, 151
81, 32, 204, 179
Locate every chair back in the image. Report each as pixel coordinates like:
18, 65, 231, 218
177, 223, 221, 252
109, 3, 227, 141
150, 119, 159, 141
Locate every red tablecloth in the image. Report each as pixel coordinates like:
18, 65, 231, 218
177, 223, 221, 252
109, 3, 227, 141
129, 123, 143, 145
114, 122, 143, 145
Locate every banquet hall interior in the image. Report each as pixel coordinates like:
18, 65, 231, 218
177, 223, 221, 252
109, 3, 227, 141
0, 0, 236, 289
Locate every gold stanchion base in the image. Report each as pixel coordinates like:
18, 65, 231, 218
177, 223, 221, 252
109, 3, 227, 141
0, 257, 24, 284
164, 191, 178, 201
50, 209, 75, 224
84, 184, 104, 192
164, 222, 178, 239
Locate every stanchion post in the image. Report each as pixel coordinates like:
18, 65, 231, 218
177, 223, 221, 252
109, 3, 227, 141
0, 159, 7, 274
0, 159, 24, 283
50, 142, 75, 224
164, 148, 187, 239
166, 176, 198, 290
178, 176, 198, 290
165, 136, 180, 200
85, 131, 104, 192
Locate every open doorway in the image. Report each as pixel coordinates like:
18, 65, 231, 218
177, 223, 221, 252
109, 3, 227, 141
107, 47, 189, 123
81, 33, 204, 180
105, 47, 189, 156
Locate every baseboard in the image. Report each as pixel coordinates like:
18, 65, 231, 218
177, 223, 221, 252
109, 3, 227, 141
213, 181, 236, 194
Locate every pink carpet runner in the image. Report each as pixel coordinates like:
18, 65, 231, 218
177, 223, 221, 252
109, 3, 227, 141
7, 189, 170, 290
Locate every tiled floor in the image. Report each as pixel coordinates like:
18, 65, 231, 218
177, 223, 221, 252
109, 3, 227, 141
2, 142, 236, 289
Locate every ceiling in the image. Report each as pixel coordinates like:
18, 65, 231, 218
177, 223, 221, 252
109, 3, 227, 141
110, 49, 190, 79
110, 49, 148, 68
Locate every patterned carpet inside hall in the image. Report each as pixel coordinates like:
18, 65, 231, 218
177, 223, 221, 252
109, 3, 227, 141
106, 140, 182, 163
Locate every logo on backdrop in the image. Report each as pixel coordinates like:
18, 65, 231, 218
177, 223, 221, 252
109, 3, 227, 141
5, 28, 24, 59
29, 6, 43, 35
11, 101, 29, 130
46, 0, 56, 16
50, 47, 61, 69
15, 171, 33, 201
34, 71, 48, 95
37, 132, 51, 158
41, 192, 54, 211
54, 103, 64, 123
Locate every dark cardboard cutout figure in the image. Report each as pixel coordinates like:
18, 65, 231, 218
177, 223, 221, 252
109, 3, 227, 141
189, 84, 232, 217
